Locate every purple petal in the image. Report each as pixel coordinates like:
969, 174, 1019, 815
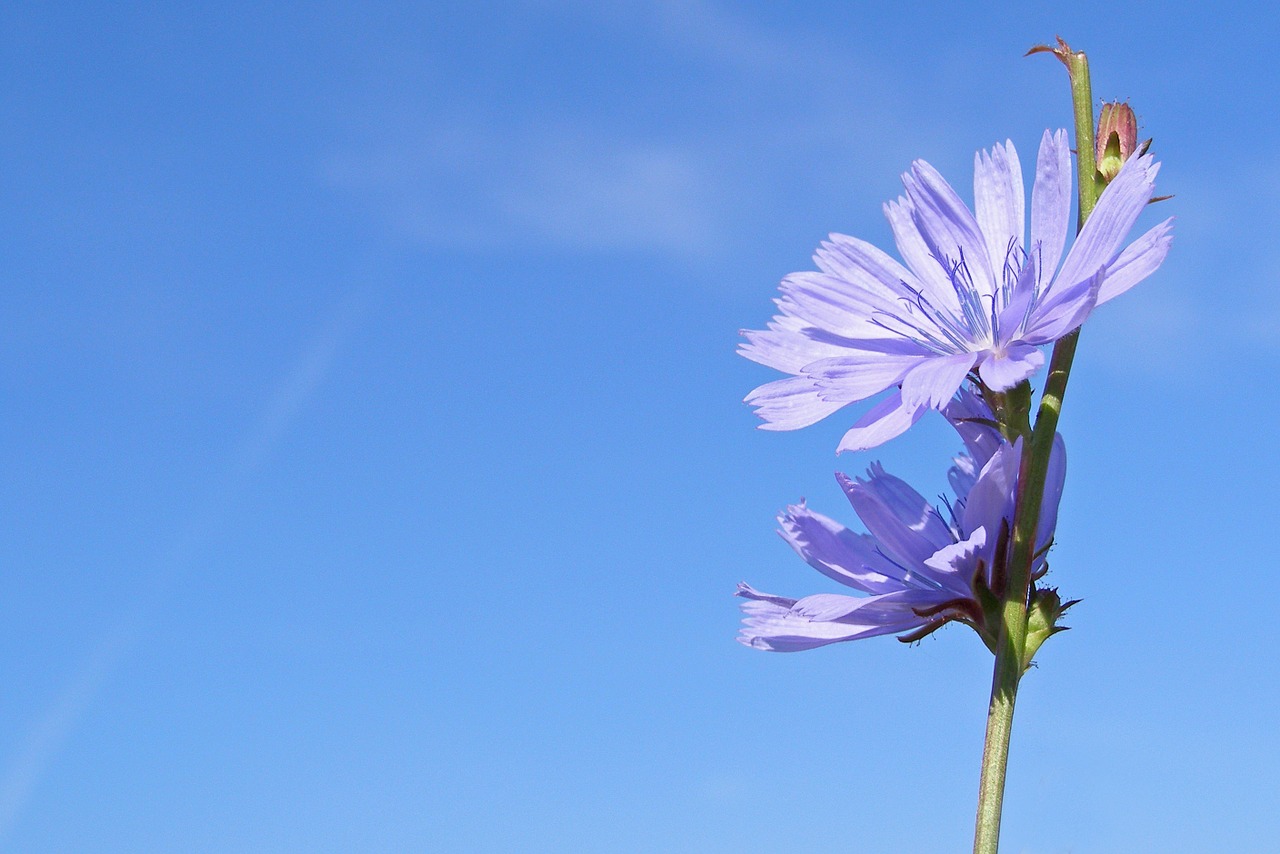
739, 315, 848, 373
1054, 152, 1160, 290
1096, 218, 1174, 304
883, 198, 962, 314
791, 589, 947, 623
790, 592, 886, 622
805, 349, 930, 405
995, 256, 1039, 346
1036, 433, 1067, 554
735, 582, 796, 609
904, 159, 997, 298
813, 233, 921, 304
1029, 129, 1071, 280
953, 435, 1067, 567
835, 390, 926, 454
961, 440, 1019, 537
777, 503, 902, 595
977, 342, 1045, 391
837, 467, 960, 591
900, 352, 977, 409
802, 331, 933, 357
974, 139, 1025, 267
1020, 270, 1102, 345
736, 588, 945, 652
734, 595, 903, 652
736, 599, 868, 652
948, 454, 980, 501
942, 384, 994, 422
942, 388, 1001, 469
923, 526, 987, 578
745, 377, 846, 430
838, 465, 954, 553
777, 271, 900, 338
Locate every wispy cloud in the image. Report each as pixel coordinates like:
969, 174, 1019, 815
324, 123, 721, 255
559, 0, 868, 78
322, 0, 915, 259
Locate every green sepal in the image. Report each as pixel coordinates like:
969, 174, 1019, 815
970, 572, 1004, 657
1021, 586, 1079, 671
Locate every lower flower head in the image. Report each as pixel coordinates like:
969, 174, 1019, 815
736, 396, 1066, 652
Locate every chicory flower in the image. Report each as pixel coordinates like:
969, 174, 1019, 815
740, 130, 1172, 452
736, 398, 1065, 652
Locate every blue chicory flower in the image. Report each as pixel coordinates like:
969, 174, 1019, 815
736, 395, 1065, 652
740, 130, 1172, 452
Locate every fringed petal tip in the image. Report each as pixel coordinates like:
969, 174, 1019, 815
734, 582, 793, 607
744, 377, 846, 431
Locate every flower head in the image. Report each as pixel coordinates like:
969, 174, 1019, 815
740, 130, 1172, 453
736, 396, 1066, 652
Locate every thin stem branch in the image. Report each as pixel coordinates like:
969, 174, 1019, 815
972, 41, 1102, 854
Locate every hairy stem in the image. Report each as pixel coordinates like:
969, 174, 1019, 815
972, 42, 1101, 854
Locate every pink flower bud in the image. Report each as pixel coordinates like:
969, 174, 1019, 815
1095, 101, 1139, 182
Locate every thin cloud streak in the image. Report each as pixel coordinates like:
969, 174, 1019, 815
324, 125, 721, 255
0, 288, 370, 841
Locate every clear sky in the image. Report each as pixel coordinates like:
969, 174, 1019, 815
2, 2, 1276, 852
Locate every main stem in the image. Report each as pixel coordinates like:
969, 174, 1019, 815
971, 45, 1103, 854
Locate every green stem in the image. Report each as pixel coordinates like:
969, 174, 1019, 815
972, 43, 1102, 854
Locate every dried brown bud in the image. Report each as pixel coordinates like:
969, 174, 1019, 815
1095, 101, 1139, 183
1025, 35, 1076, 66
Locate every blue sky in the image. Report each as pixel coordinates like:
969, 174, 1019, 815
2, 2, 1277, 851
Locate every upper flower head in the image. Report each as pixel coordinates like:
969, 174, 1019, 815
736, 395, 1067, 652
740, 130, 1173, 453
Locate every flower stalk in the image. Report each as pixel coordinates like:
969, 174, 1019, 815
971, 40, 1103, 854
736, 30, 1170, 852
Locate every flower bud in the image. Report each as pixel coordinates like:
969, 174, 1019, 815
1021, 586, 1078, 671
1095, 101, 1138, 182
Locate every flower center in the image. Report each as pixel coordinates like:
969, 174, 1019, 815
868, 239, 1042, 355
